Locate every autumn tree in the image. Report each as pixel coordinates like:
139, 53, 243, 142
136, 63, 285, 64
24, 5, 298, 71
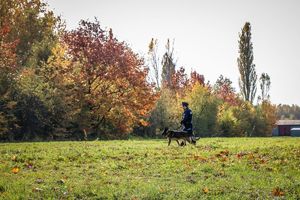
0, 0, 60, 66
62, 19, 156, 136
145, 67, 207, 137
190, 70, 205, 87
253, 101, 276, 136
0, 25, 18, 96
0, 2, 281, 140
171, 66, 189, 95
0, 0, 64, 140
214, 75, 238, 106
238, 22, 257, 104
0, 24, 19, 140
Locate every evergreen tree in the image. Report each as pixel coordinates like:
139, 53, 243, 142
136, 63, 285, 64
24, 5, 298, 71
237, 22, 257, 104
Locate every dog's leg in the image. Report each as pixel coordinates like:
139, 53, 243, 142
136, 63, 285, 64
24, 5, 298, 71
192, 137, 196, 145
176, 140, 180, 146
168, 138, 171, 146
181, 139, 186, 146
186, 137, 191, 144
186, 137, 195, 145
189, 136, 196, 145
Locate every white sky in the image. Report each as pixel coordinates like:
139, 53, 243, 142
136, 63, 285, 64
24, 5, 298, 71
47, 0, 300, 105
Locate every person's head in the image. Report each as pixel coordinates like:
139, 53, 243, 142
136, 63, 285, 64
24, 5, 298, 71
182, 102, 189, 110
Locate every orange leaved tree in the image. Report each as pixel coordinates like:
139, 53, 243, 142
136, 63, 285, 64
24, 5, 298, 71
62, 19, 157, 136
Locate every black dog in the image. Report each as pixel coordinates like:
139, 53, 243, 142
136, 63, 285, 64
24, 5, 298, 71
161, 127, 200, 146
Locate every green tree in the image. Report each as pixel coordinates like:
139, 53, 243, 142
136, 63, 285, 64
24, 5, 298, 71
184, 83, 219, 137
12, 67, 66, 140
232, 102, 256, 137
151, 89, 180, 131
237, 22, 257, 104
217, 104, 238, 137
254, 101, 277, 136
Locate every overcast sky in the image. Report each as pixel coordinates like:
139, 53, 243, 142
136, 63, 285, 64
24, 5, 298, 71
47, 0, 300, 105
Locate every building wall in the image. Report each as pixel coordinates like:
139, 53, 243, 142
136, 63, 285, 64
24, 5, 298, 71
272, 127, 279, 136
278, 125, 300, 136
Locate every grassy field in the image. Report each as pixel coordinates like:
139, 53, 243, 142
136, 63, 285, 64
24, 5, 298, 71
0, 138, 299, 199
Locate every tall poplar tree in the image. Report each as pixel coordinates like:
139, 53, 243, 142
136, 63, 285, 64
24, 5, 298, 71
161, 39, 176, 88
237, 22, 257, 104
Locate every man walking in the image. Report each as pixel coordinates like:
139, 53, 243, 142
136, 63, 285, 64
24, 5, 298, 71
180, 102, 193, 134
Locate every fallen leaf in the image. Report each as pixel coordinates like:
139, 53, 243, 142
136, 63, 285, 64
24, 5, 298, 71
193, 155, 208, 163
272, 187, 284, 197
215, 153, 222, 158
203, 187, 209, 194
216, 150, 230, 158
12, 167, 20, 174
236, 151, 247, 159
220, 157, 229, 162
11, 155, 17, 161
260, 158, 267, 164
220, 150, 229, 156
247, 153, 255, 160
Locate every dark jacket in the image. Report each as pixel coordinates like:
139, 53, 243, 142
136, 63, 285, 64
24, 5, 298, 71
181, 108, 193, 131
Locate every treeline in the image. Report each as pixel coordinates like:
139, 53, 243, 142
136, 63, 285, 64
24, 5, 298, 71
0, 0, 280, 141
135, 35, 277, 138
277, 104, 300, 120
0, 1, 156, 141
140, 77, 277, 138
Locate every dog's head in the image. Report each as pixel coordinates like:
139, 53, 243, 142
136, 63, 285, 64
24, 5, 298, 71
162, 127, 169, 137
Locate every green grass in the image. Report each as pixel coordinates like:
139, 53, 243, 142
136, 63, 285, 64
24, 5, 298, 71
0, 138, 299, 199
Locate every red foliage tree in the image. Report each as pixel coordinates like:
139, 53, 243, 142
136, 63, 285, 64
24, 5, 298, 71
62, 19, 157, 135
190, 70, 205, 86
0, 24, 18, 71
171, 66, 189, 95
0, 24, 19, 95
214, 75, 238, 106
0, 24, 19, 137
